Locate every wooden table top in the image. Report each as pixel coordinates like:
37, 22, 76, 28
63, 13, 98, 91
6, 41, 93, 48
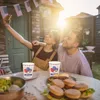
1, 71, 100, 100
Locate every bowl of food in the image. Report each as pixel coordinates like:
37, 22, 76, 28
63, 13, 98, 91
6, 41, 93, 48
0, 76, 26, 100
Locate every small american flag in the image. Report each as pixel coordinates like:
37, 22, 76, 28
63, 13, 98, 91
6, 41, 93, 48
33, 0, 39, 8
0, 6, 8, 18
14, 4, 23, 17
24, 0, 32, 12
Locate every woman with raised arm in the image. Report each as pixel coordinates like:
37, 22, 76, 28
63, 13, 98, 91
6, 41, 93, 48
3, 15, 59, 71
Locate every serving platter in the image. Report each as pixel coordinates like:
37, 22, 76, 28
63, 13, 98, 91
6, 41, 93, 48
43, 74, 95, 100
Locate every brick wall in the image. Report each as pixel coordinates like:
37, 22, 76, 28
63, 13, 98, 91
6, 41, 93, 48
0, 19, 6, 54
32, 9, 41, 41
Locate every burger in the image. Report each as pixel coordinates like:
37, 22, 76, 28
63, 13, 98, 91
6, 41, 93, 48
51, 73, 69, 80
47, 73, 69, 83
74, 83, 88, 92
81, 88, 95, 99
51, 79, 65, 88
58, 73, 69, 78
65, 89, 81, 99
43, 85, 64, 100
64, 78, 76, 88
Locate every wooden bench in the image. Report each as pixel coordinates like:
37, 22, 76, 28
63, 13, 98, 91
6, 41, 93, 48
0, 54, 12, 74
0, 55, 9, 67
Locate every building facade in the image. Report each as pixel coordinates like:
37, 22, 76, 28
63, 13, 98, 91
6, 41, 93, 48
0, 0, 63, 72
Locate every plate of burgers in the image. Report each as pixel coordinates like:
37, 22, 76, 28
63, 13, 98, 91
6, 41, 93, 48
42, 73, 95, 100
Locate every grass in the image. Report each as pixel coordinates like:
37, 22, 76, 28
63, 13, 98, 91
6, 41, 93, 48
92, 62, 100, 80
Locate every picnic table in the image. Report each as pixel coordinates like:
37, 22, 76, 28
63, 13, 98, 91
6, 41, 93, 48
1, 71, 100, 100
14, 71, 100, 100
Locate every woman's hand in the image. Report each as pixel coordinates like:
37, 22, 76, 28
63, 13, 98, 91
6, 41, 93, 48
3, 15, 12, 26
32, 40, 46, 46
32, 40, 40, 46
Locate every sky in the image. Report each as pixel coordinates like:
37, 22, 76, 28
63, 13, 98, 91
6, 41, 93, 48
57, 0, 100, 20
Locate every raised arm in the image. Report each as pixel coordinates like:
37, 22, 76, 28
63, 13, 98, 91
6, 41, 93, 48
3, 15, 32, 49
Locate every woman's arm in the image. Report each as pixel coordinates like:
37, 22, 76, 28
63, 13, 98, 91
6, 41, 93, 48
3, 15, 32, 49
5, 24, 32, 49
32, 40, 46, 46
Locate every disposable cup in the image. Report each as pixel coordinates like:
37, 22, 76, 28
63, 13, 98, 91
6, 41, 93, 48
49, 61, 61, 76
23, 62, 34, 79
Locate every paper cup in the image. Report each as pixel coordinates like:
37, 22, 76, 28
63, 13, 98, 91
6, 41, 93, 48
49, 61, 61, 76
23, 62, 34, 79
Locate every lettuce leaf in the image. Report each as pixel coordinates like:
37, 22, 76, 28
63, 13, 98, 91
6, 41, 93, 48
42, 88, 49, 96
82, 88, 95, 96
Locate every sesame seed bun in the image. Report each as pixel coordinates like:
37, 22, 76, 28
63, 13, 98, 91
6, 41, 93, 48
65, 89, 81, 99
58, 73, 69, 77
64, 79, 76, 87
52, 79, 65, 88
74, 83, 88, 91
49, 85, 64, 97
51, 73, 69, 79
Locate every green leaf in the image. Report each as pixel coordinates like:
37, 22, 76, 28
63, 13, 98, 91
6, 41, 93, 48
83, 88, 95, 96
42, 88, 49, 96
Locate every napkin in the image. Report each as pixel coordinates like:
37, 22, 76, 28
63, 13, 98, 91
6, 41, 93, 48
32, 75, 48, 92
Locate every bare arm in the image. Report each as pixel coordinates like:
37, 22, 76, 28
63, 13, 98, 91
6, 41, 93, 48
3, 15, 46, 49
3, 15, 32, 49
5, 24, 32, 49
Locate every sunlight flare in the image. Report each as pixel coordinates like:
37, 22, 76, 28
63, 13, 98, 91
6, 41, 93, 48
57, 11, 67, 30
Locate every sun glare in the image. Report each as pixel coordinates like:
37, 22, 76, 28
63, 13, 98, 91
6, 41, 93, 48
57, 11, 67, 30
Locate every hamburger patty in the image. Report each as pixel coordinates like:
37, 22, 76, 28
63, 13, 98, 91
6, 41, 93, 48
49, 92, 63, 99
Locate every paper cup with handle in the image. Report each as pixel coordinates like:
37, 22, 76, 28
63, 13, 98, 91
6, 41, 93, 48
23, 62, 34, 79
49, 61, 61, 76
